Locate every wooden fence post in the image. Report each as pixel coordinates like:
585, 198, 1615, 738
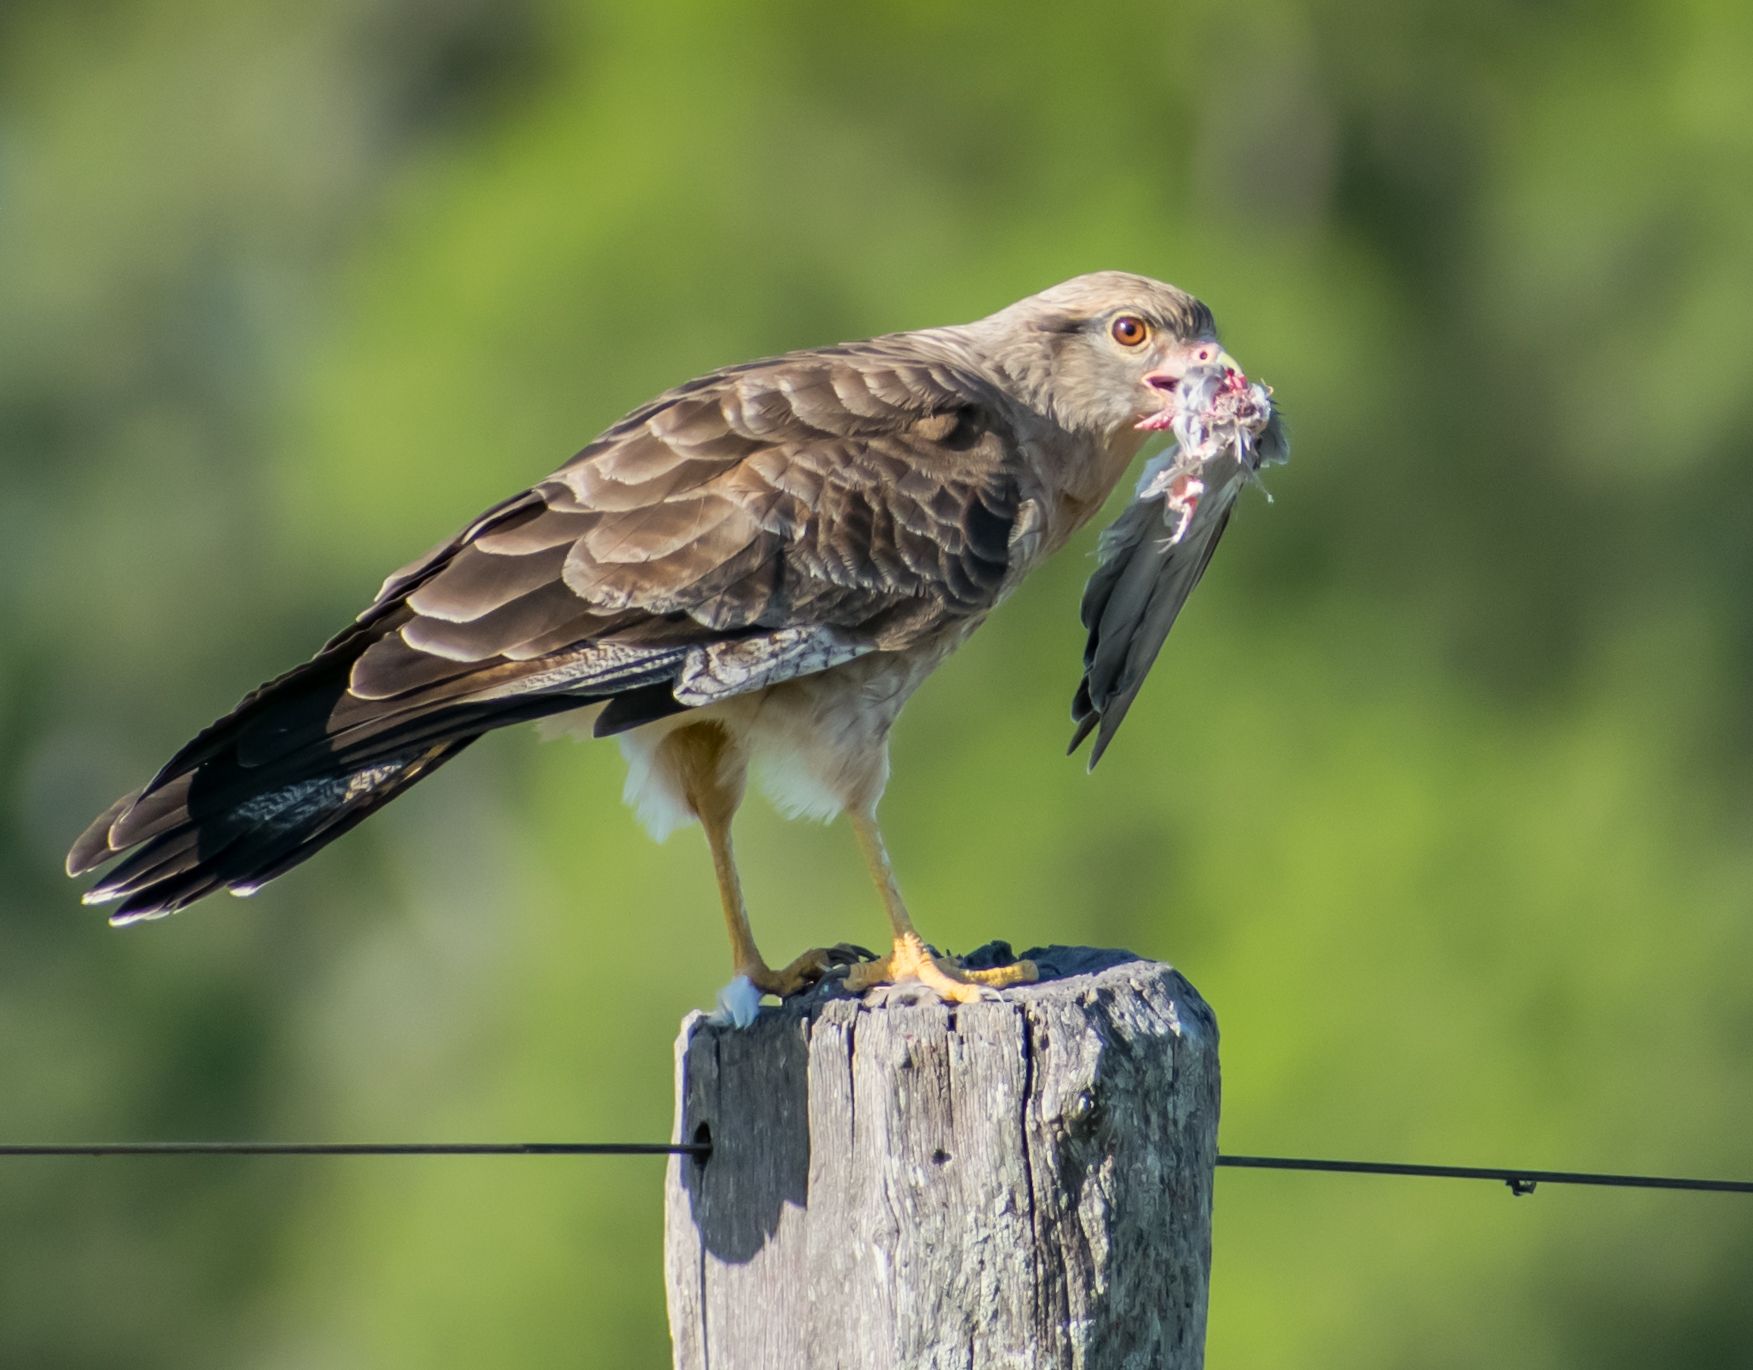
664, 945, 1220, 1370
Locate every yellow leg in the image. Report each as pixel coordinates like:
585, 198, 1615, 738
699, 799, 864, 997
669, 723, 864, 999
841, 809, 1037, 1002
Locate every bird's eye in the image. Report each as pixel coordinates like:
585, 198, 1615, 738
1110, 315, 1149, 347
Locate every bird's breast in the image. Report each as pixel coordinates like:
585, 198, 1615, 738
741, 632, 974, 820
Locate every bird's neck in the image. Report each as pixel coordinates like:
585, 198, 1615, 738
1046, 425, 1152, 551
898, 322, 1151, 546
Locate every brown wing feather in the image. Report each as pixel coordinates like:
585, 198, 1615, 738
352, 348, 1022, 677
70, 341, 1030, 917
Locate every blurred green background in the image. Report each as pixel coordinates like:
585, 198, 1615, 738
4, 1, 1751, 1365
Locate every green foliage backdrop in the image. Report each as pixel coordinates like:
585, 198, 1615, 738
3, 2, 1750, 1365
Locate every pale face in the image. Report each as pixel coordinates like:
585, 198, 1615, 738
981, 273, 1248, 440
1064, 305, 1233, 435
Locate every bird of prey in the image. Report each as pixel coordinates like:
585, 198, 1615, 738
67, 271, 1284, 1022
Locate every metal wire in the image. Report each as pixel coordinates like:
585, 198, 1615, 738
4, 1143, 1749, 1197
1216, 1154, 1753, 1197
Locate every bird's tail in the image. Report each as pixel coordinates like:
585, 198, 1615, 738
67, 737, 477, 924
63, 621, 602, 922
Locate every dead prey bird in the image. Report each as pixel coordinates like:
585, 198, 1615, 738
67, 272, 1283, 1023
1071, 359, 1287, 766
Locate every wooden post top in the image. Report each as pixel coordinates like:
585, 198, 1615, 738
665, 945, 1221, 1370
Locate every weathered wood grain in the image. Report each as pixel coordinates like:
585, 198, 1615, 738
664, 945, 1220, 1370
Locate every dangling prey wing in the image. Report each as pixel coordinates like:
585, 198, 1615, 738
1069, 412, 1287, 768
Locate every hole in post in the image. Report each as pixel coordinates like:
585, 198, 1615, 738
690, 1120, 712, 1168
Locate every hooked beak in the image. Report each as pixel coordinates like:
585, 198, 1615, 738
1143, 344, 1244, 395
1137, 344, 1247, 431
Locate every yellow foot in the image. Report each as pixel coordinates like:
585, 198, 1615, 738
745, 943, 874, 999
712, 943, 874, 1027
841, 933, 1038, 1005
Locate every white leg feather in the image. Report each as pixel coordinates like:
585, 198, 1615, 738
708, 974, 763, 1029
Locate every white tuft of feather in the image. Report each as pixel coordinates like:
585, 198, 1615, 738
752, 751, 848, 825
616, 729, 697, 842
708, 975, 763, 1029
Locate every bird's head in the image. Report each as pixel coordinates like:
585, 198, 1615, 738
976, 271, 1252, 442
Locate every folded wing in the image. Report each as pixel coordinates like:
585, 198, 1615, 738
69, 344, 1026, 919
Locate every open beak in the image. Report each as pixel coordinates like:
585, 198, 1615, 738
1137, 344, 1247, 431
1143, 345, 1244, 391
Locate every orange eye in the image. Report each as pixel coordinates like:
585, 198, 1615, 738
1110, 315, 1148, 347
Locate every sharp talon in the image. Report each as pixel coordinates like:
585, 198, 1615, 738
842, 936, 1036, 1004
731, 945, 874, 1004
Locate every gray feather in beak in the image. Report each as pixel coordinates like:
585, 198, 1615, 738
1069, 362, 1288, 767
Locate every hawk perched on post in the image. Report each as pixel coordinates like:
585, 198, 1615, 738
67, 273, 1284, 1023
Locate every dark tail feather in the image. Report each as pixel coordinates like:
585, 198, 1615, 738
86, 740, 476, 924
69, 681, 621, 919
67, 790, 143, 877
68, 608, 697, 917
